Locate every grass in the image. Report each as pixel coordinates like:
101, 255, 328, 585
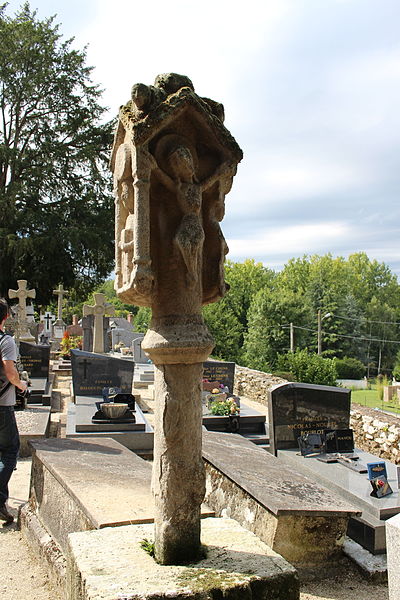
351, 387, 400, 414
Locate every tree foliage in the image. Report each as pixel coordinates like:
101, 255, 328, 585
0, 3, 114, 304
203, 259, 274, 363
243, 253, 400, 376
276, 349, 338, 387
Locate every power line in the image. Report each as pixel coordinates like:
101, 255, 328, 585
334, 314, 400, 326
291, 324, 400, 345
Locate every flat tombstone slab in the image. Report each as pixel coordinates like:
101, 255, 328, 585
203, 361, 235, 393
16, 407, 51, 457
71, 349, 134, 396
268, 382, 351, 455
202, 430, 358, 518
19, 341, 50, 378
67, 518, 299, 600
280, 448, 400, 522
75, 395, 146, 432
29, 437, 212, 554
387, 513, 400, 599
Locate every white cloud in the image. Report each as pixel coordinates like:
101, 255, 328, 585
227, 221, 350, 258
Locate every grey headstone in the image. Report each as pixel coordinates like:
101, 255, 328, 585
132, 334, 148, 364
268, 382, 351, 456
71, 349, 134, 396
111, 327, 136, 350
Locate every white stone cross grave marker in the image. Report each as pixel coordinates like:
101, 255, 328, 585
83, 293, 115, 353
8, 280, 36, 342
41, 311, 56, 334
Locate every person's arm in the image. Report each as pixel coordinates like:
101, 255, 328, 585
2, 360, 28, 391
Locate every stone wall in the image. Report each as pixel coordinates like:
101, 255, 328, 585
351, 404, 400, 464
233, 365, 287, 406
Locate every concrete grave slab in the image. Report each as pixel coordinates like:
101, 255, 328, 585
279, 447, 400, 554
202, 430, 359, 570
16, 406, 51, 456
66, 518, 299, 600
28, 437, 213, 556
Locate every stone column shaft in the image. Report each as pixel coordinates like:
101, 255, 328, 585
152, 363, 205, 564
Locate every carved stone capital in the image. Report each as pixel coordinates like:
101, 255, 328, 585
142, 315, 214, 365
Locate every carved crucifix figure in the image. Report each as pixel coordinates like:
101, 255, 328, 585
83, 293, 115, 353
111, 73, 242, 565
8, 280, 36, 342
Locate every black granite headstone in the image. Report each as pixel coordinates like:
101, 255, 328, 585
268, 382, 351, 456
203, 361, 236, 393
19, 341, 50, 378
71, 349, 134, 396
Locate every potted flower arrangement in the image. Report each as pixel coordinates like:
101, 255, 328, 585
59, 331, 83, 360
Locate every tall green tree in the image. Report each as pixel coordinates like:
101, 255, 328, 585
203, 259, 274, 363
0, 3, 114, 304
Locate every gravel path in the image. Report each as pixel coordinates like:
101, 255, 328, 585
1, 459, 57, 600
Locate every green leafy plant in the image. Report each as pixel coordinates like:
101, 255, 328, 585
140, 538, 155, 557
209, 398, 239, 416
276, 349, 337, 386
335, 357, 366, 379
60, 332, 82, 358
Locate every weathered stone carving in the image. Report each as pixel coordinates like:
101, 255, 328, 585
111, 72, 241, 312
8, 280, 36, 342
111, 73, 242, 565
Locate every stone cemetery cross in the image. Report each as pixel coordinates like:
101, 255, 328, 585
111, 73, 242, 564
53, 283, 68, 327
83, 293, 115, 353
8, 280, 36, 342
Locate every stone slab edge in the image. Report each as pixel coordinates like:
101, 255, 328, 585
66, 517, 299, 600
19, 503, 66, 592
29, 440, 116, 530
343, 537, 387, 582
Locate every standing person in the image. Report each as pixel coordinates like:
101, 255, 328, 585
0, 298, 28, 524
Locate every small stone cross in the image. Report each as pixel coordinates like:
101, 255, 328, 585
8, 280, 36, 341
83, 293, 115, 353
53, 284, 69, 322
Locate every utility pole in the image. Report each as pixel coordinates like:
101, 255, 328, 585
290, 322, 294, 352
317, 310, 331, 355
317, 310, 322, 355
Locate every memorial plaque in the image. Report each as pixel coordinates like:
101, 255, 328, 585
268, 382, 351, 456
203, 361, 235, 393
71, 349, 134, 396
19, 341, 50, 378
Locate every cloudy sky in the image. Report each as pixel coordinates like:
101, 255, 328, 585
6, 0, 400, 275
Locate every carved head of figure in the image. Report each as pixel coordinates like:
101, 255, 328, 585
154, 73, 194, 95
